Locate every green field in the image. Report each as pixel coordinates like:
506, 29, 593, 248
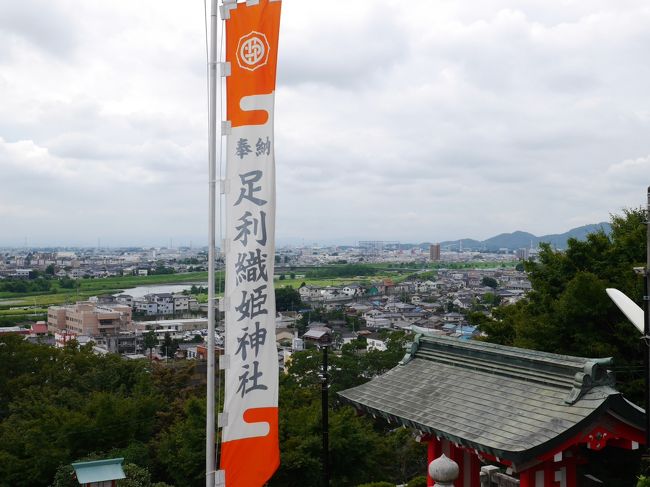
0, 261, 507, 313
0, 271, 211, 309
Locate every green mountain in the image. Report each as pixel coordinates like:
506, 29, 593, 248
420, 223, 611, 252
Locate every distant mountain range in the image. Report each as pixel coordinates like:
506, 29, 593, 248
414, 223, 612, 252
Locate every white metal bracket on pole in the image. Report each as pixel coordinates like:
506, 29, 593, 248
246, 0, 260, 6
221, 121, 232, 136
218, 62, 231, 77
220, 354, 231, 370
218, 412, 229, 427
220, 1, 237, 20
215, 470, 226, 487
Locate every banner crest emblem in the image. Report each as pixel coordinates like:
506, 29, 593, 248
237, 31, 269, 71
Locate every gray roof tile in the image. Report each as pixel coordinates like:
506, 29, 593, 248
338, 334, 643, 466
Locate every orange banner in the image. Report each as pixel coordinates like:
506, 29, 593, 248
226, 0, 281, 128
220, 1, 282, 487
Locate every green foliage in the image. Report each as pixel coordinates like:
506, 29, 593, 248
0, 335, 203, 486
59, 276, 77, 289
143, 331, 158, 359
1, 323, 425, 487
275, 285, 302, 312
406, 476, 428, 487
479, 208, 647, 402
155, 397, 206, 487
305, 264, 378, 279
150, 265, 175, 275
161, 332, 178, 358
0, 277, 52, 293
51, 464, 78, 487
274, 330, 422, 486
481, 276, 498, 288
481, 292, 500, 306
118, 463, 153, 487
356, 482, 395, 487
638, 476, 650, 487
411, 270, 436, 281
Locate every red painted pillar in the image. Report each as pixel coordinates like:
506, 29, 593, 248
451, 445, 464, 487
469, 451, 481, 487
519, 468, 534, 487
543, 462, 554, 487
565, 455, 577, 487
427, 436, 440, 487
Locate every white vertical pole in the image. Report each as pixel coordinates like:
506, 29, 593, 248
206, 0, 219, 485
645, 186, 650, 454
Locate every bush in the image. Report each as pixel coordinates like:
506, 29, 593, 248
407, 476, 427, 487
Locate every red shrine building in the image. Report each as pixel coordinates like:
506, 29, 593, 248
339, 333, 644, 487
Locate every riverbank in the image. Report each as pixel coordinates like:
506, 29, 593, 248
0, 271, 211, 309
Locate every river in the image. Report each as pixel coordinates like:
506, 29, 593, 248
113, 283, 208, 298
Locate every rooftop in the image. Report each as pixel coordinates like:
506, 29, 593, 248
71, 457, 126, 484
339, 333, 644, 469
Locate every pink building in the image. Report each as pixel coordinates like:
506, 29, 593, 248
47, 302, 132, 336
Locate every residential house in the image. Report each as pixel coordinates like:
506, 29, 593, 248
366, 333, 387, 352
302, 326, 332, 345
341, 284, 365, 297
173, 294, 190, 312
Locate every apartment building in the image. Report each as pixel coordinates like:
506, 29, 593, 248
47, 301, 132, 336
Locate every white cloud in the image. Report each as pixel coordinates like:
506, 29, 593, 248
1, 0, 649, 246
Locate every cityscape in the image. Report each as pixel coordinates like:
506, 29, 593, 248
2, 1, 650, 487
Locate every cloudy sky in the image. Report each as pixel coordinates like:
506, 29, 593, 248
1, 0, 649, 247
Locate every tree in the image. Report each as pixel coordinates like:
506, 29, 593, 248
155, 397, 206, 487
118, 463, 153, 487
161, 332, 178, 358
45, 264, 56, 275
51, 464, 78, 487
275, 286, 302, 312
481, 292, 500, 306
481, 276, 498, 289
0, 337, 162, 486
60, 276, 76, 289
479, 208, 647, 402
143, 331, 158, 360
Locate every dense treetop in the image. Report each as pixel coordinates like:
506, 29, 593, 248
479, 208, 648, 402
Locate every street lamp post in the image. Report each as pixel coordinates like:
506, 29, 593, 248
320, 340, 330, 487
644, 265, 649, 455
